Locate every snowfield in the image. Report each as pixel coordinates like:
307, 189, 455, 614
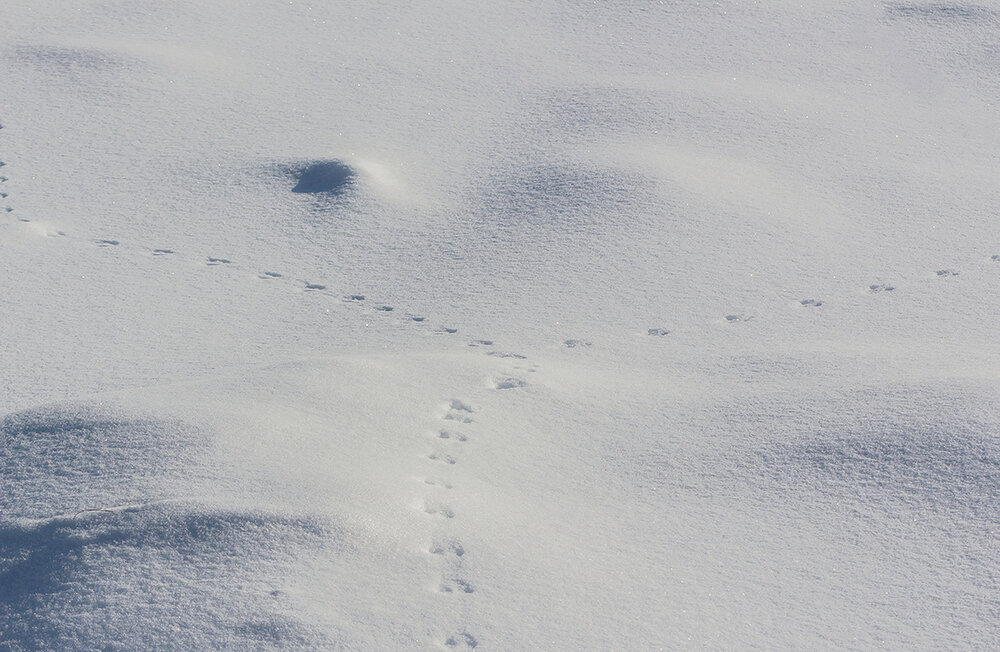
1, 0, 998, 649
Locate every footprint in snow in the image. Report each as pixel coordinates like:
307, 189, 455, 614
800, 298, 823, 307
564, 338, 593, 347
726, 314, 753, 323
423, 478, 453, 490
374, 305, 394, 312
443, 399, 474, 423
344, 294, 366, 302
438, 579, 475, 594
493, 377, 526, 390
304, 283, 326, 291
429, 539, 465, 557
869, 284, 895, 293
468, 339, 493, 347
423, 503, 455, 519
428, 451, 457, 465
152, 249, 175, 256
936, 269, 959, 277
646, 329, 669, 337
410, 315, 426, 322
438, 326, 458, 334
438, 430, 468, 442
95, 239, 119, 247
445, 633, 478, 649
992, 255, 1000, 262
206, 257, 231, 265
487, 351, 527, 359
259, 271, 282, 279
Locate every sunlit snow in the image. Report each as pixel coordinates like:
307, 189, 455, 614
2, 0, 998, 649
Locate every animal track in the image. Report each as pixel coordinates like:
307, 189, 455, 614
493, 377, 526, 390
428, 452, 457, 465
206, 257, 231, 265
423, 478, 453, 490
726, 314, 753, 322
438, 579, 475, 594
936, 269, 959, 277
445, 633, 478, 649
374, 305, 394, 312
564, 338, 593, 347
646, 329, 669, 337
423, 503, 455, 519
439, 326, 458, 334
800, 298, 823, 307
304, 283, 326, 291
438, 430, 468, 442
95, 239, 119, 247
152, 249, 174, 256
429, 539, 465, 556
410, 315, 426, 322
260, 271, 282, 278
487, 351, 526, 359
442, 400, 475, 424
468, 339, 493, 347
344, 294, 366, 302
869, 284, 895, 293
992, 255, 1000, 262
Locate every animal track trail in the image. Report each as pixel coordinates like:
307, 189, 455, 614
415, 396, 486, 647
6, 211, 452, 331
0, 123, 15, 218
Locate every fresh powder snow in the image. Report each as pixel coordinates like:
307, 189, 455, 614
1, 0, 998, 649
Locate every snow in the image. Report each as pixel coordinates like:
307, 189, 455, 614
2, 0, 999, 648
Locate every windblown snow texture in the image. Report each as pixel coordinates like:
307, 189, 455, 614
1, 0, 998, 648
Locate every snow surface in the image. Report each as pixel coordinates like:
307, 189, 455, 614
1, 0, 999, 648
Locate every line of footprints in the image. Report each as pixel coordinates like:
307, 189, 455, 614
3, 120, 1000, 343
423, 398, 479, 649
